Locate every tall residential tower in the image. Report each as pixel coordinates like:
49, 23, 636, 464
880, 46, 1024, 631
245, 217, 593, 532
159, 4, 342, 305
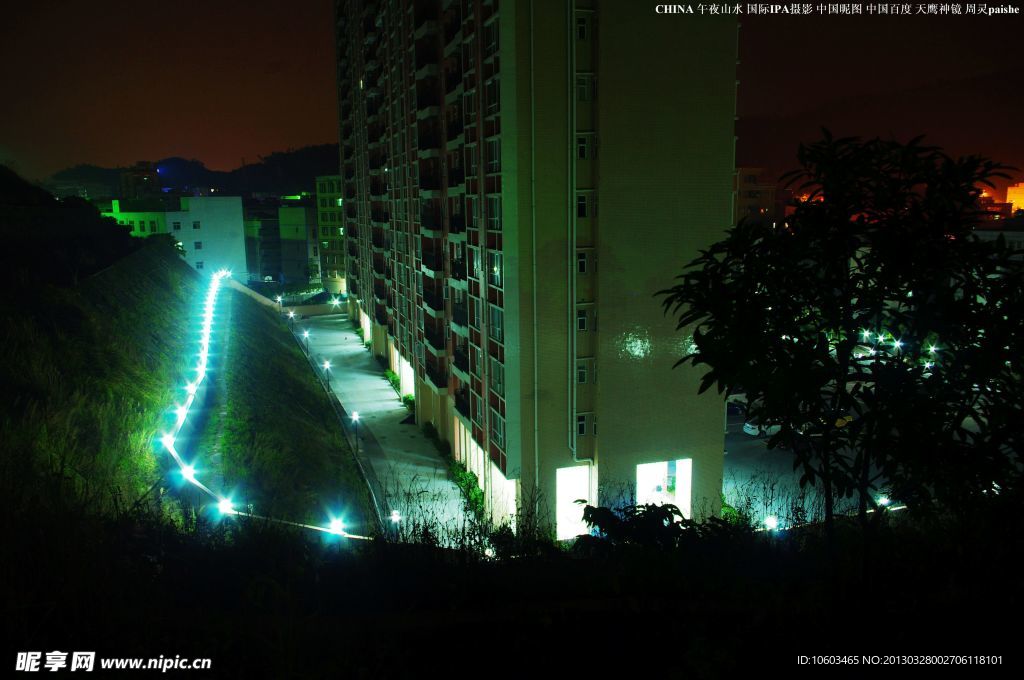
334, 0, 737, 537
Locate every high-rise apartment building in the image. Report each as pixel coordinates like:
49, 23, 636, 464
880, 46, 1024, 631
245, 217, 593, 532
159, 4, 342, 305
334, 0, 737, 537
316, 175, 347, 294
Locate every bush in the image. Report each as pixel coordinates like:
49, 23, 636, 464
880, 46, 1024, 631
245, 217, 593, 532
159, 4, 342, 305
402, 394, 415, 411
384, 369, 400, 392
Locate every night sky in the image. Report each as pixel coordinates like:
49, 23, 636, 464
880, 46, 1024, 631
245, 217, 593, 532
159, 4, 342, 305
1, 4, 1021, 195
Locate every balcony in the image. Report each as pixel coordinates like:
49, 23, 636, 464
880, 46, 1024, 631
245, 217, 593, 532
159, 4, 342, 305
446, 118, 464, 141
451, 300, 468, 327
420, 210, 441, 230
371, 229, 387, 249
371, 209, 390, 224
418, 128, 441, 152
373, 280, 387, 300
425, 362, 448, 390
375, 306, 388, 326
425, 326, 446, 352
419, 172, 441, 191
447, 166, 465, 186
453, 345, 469, 374
455, 387, 470, 418
421, 249, 443, 272
423, 288, 444, 313
449, 214, 466, 235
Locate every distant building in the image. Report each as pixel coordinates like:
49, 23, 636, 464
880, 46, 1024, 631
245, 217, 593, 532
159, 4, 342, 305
315, 175, 346, 295
103, 196, 247, 276
978, 192, 1014, 221
242, 197, 321, 286
120, 161, 161, 200
735, 168, 777, 223
1005, 183, 1024, 213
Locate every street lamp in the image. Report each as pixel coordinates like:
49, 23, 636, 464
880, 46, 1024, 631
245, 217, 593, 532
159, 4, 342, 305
275, 295, 283, 312
390, 510, 401, 541
351, 411, 360, 454
287, 310, 296, 327
302, 329, 310, 353
323, 360, 332, 389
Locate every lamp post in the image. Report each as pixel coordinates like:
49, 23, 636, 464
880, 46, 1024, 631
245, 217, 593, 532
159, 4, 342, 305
275, 295, 283, 312
323, 359, 332, 389
351, 411, 360, 454
287, 310, 296, 327
302, 329, 310, 353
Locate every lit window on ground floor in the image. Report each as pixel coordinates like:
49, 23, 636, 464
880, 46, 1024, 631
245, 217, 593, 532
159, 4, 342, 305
556, 465, 592, 541
636, 459, 693, 520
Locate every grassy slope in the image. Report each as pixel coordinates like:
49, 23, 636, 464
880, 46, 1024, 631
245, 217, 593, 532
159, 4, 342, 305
217, 290, 373, 530
0, 240, 198, 519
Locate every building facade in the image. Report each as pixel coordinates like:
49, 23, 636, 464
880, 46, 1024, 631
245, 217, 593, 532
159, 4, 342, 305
316, 175, 347, 294
104, 196, 247, 276
335, 0, 737, 537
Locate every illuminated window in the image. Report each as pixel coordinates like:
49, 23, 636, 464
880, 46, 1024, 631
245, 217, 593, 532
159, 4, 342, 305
636, 459, 693, 519
487, 250, 503, 288
556, 465, 591, 540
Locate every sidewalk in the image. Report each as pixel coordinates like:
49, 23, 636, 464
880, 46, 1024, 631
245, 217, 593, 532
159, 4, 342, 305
297, 313, 470, 543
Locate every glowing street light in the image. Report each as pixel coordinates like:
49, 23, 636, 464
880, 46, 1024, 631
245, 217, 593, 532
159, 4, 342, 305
275, 295, 283, 311
330, 297, 341, 309
181, 464, 197, 484
877, 496, 891, 507
218, 498, 235, 515
323, 359, 332, 389
287, 310, 296, 327
302, 329, 310, 353
764, 515, 779, 531
329, 518, 345, 535
390, 510, 401, 524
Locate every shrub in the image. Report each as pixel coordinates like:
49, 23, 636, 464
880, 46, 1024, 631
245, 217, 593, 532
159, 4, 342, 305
402, 394, 415, 411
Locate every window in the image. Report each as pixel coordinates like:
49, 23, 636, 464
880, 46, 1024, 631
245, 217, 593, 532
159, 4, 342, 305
486, 138, 501, 174
463, 93, 476, 124
487, 250, 503, 288
149, 220, 157, 230
577, 414, 587, 436
485, 77, 500, 114
172, 221, 181, 230
576, 15, 590, 40
577, 251, 588, 274
467, 195, 479, 228
472, 392, 483, 423
486, 195, 501, 230
576, 192, 596, 219
592, 416, 598, 436
577, 135, 592, 161
491, 409, 506, 449
465, 146, 478, 177
472, 344, 481, 375
139, 222, 147, 233
577, 310, 588, 331
489, 357, 505, 397
576, 362, 587, 384
488, 304, 504, 342
128, 220, 134, 228
195, 261, 204, 270
192, 221, 201, 229
194, 241, 202, 250
576, 75, 595, 102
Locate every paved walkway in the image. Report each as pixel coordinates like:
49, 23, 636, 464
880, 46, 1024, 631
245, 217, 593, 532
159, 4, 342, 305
296, 313, 469, 544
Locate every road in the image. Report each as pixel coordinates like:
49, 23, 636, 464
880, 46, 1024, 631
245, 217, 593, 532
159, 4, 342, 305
298, 313, 470, 544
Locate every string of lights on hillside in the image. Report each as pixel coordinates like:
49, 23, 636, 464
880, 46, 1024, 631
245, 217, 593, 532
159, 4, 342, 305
158, 270, 369, 540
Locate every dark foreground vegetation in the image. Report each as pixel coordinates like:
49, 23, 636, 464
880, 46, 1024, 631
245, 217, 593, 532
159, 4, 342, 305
214, 289, 373, 526
4, 500, 1022, 677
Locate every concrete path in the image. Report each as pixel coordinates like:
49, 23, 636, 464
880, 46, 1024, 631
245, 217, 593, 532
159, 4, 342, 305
296, 313, 470, 544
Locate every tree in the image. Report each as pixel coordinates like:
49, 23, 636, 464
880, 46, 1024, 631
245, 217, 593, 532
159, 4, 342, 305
658, 133, 1023, 538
